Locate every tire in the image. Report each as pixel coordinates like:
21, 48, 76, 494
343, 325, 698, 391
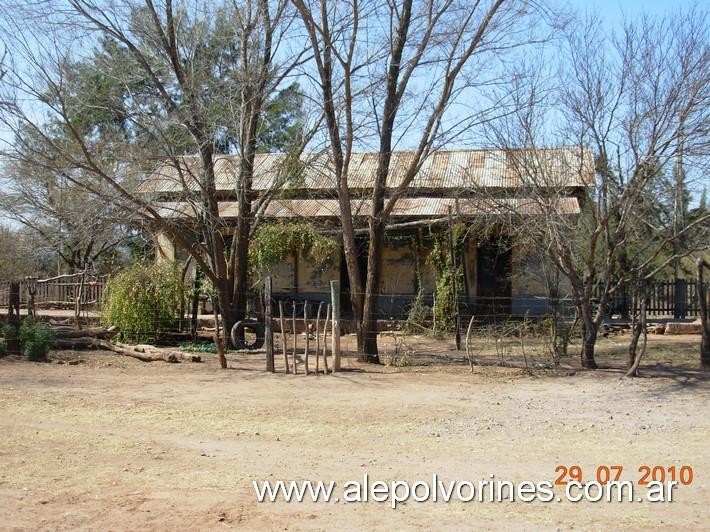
231, 320, 265, 350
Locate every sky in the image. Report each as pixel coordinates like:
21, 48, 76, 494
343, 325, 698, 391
563, 0, 696, 20
0, 0, 707, 226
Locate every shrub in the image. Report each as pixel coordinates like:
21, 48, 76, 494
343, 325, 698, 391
404, 288, 430, 333
382, 333, 413, 367
18, 319, 55, 362
102, 261, 186, 343
0, 323, 14, 356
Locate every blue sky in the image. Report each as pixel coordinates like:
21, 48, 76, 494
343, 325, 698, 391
565, 0, 695, 19
1, 0, 707, 226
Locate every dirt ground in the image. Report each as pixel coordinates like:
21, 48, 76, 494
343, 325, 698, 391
1, 333, 708, 531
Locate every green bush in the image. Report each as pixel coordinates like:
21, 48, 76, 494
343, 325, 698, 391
102, 261, 186, 343
404, 288, 430, 333
1, 322, 22, 357
18, 319, 55, 361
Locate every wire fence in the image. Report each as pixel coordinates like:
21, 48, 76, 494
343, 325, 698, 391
2, 275, 706, 372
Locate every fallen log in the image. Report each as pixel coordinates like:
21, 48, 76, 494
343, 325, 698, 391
52, 337, 103, 350
49, 319, 75, 326
113, 342, 202, 363
51, 337, 201, 363
51, 326, 118, 340
100, 341, 171, 362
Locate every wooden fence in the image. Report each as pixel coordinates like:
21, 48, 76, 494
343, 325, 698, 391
0, 275, 107, 309
2, 274, 706, 321
600, 279, 706, 319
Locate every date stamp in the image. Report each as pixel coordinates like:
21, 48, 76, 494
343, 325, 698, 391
554, 465, 694, 486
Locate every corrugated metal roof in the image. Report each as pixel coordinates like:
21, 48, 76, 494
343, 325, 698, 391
137, 148, 595, 194
154, 197, 580, 219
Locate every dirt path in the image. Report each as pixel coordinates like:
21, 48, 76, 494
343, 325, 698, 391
1, 346, 708, 531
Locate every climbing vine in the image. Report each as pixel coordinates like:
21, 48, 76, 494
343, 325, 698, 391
429, 224, 466, 332
404, 234, 429, 332
250, 222, 339, 274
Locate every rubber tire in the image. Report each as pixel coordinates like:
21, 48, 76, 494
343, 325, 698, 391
231, 320, 265, 350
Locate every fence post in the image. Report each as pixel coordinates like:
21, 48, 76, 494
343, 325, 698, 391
278, 300, 289, 374
303, 302, 310, 375
75, 270, 86, 330
330, 280, 341, 372
264, 276, 274, 373
26, 279, 36, 319
5, 282, 21, 355
674, 279, 688, 320
292, 301, 298, 374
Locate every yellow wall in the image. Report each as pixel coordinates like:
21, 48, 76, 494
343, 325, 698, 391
157, 231, 572, 299
296, 251, 339, 293
155, 232, 176, 262
379, 240, 418, 294
263, 252, 296, 292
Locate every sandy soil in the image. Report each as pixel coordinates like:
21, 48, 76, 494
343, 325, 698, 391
1, 334, 708, 531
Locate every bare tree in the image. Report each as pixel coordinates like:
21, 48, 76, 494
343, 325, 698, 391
0, 226, 51, 280
483, 9, 709, 369
293, 0, 546, 359
1, 153, 129, 272
0, 0, 308, 360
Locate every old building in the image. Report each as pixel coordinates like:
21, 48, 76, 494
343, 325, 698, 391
138, 148, 594, 319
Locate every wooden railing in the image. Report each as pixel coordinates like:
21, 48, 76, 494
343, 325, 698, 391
0, 274, 107, 309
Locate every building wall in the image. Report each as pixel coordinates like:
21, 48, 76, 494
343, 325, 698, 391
264, 252, 297, 293
155, 232, 176, 262
379, 239, 418, 294
155, 229, 575, 318
295, 251, 338, 294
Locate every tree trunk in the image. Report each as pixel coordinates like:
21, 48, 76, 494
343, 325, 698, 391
230, 268, 248, 342
697, 259, 709, 369
341, 215, 364, 351
580, 303, 599, 369
217, 285, 240, 352
212, 295, 228, 369
360, 219, 384, 362
190, 273, 200, 340
628, 320, 642, 369
627, 288, 641, 369
626, 291, 647, 378
701, 329, 710, 370
231, 162, 251, 344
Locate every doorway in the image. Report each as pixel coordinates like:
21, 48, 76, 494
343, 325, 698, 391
476, 236, 513, 317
